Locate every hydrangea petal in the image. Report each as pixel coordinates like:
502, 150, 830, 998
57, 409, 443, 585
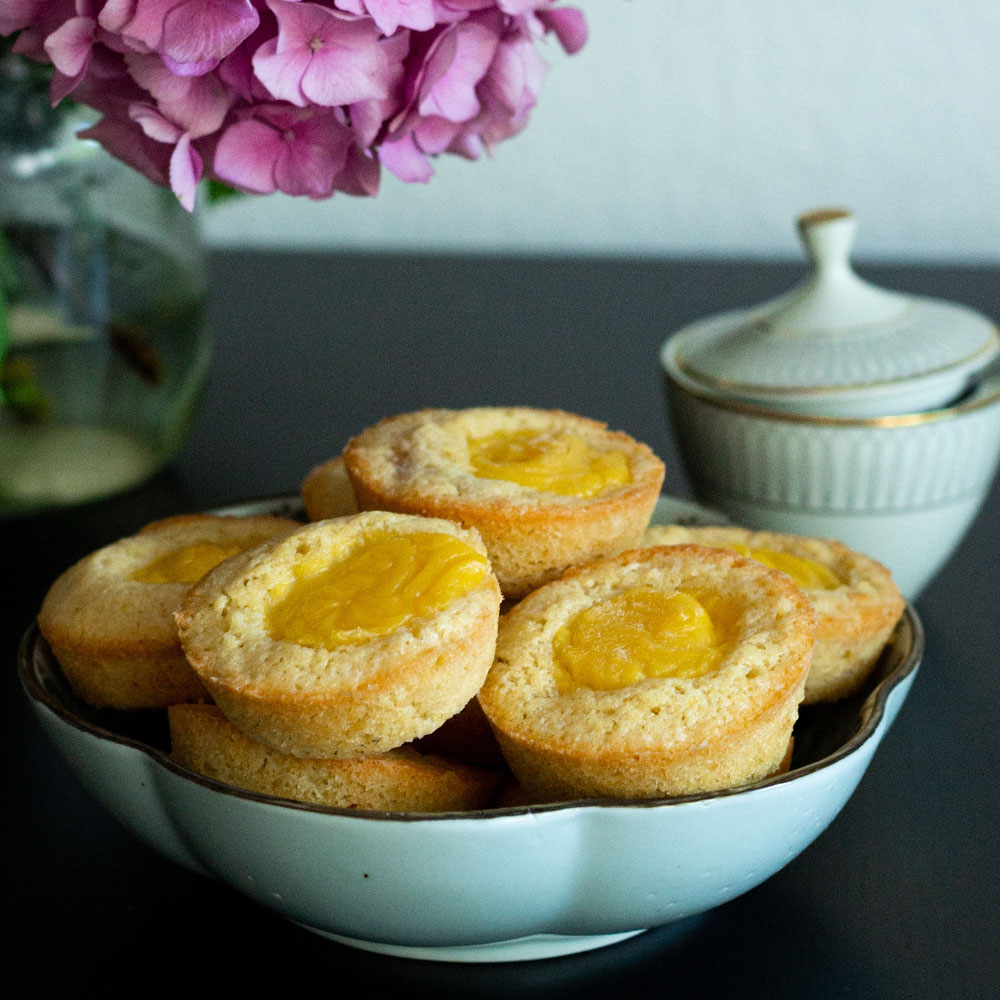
300, 36, 390, 106
252, 38, 313, 107
333, 145, 380, 196
10, 0, 77, 58
125, 52, 232, 137
538, 6, 587, 55
274, 138, 338, 198
129, 101, 183, 142
109, 0, 181, 52
160, 54, 219, 76
44, 16, 96, 102
448, 129, 483, 159
418, 17, 499, 122
356, 0, 436, 35
480, 32, 546, 114
379, 130, 433, 182
214, 118, 284, 193
98, 0, 138, 34
348, 98, 385, 148
169, 131, 202, 210
43, 13, 93, 73
217, 43, 256, 101
413, 114, 460, 154
161, 0, 259, 65
348, 31, 408, 145
291, 110, 355, 167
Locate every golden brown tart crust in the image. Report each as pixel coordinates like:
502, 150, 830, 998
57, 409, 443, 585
169, 703, 504, 813
301, 455, 358, 521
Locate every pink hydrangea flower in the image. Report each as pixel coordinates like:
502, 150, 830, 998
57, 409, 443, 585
252, 1, 394, 107
3, 0, 588, 208
214, 103, 354, 197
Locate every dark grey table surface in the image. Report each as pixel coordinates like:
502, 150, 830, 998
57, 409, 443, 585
4, 252, 998, 996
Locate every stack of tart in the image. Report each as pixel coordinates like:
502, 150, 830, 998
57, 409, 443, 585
37, 406, 905, 810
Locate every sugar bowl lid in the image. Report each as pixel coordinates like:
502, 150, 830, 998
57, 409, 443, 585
663, 209, 1000, 417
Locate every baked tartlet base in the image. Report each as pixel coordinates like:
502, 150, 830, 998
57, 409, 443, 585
641, 525, 905, 703
478, 544, 814, 800
169, 703, 504, 812
301, 455, 358, 521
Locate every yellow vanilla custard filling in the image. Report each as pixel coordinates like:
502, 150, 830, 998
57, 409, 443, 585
552, 587, 739, 691
132, 542, 247, 585
729, 545, 841, 591
268, 531, 488, 649
467, 429, 631, 498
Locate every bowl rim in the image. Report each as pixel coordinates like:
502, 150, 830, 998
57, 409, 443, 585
662, 338, 1000, 427
663, 317, 1000, 405
20, 600, 923, 824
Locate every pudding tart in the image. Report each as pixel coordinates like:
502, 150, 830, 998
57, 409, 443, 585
37, 513, 300, 710
478, 544, 814, 800
641, 525, 904, 703
175, 511, 502, 759
341, 407, 665, 599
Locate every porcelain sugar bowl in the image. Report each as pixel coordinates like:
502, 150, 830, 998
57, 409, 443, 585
660, 209, 1000, 598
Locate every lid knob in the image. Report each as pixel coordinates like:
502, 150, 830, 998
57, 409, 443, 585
766, 207, 906, 330
797, 208, 857, 277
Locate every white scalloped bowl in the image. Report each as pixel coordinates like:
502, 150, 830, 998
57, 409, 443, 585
19, 494, 923, 963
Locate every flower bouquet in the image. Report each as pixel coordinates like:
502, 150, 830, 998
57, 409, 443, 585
1, 1, 588, 210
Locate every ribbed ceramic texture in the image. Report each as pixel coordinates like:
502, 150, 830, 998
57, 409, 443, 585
667, 386, 1000, 514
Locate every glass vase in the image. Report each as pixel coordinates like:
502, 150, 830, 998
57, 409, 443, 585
0, 56, 211, 516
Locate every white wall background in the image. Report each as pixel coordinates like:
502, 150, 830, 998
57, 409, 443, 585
203, 1, 1000, 263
